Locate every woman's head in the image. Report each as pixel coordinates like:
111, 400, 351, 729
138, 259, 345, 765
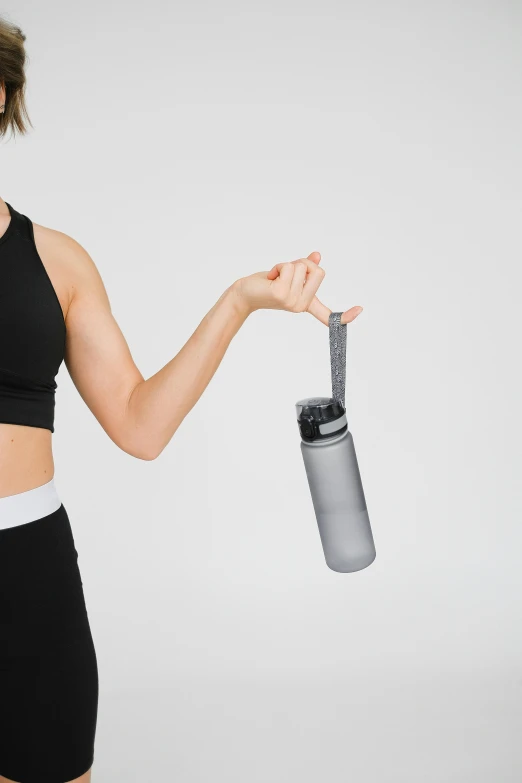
0, 16, 31, 139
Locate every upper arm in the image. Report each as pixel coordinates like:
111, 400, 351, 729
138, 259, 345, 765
38, 227, 144, 451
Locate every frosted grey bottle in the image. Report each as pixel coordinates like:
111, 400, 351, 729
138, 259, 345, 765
296, 313, 376, 573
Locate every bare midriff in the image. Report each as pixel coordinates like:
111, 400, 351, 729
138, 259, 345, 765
0, 424, 55, 498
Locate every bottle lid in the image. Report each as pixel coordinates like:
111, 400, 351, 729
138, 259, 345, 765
295, 396, 347, 442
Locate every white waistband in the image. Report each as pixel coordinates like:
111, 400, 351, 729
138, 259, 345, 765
0, 478, 62, 530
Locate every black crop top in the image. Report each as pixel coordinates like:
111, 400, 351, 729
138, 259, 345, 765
0, 202, 66, 433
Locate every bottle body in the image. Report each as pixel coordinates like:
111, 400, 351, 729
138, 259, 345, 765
301, 428, 376, 573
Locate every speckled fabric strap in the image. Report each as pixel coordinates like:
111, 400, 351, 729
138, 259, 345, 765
329, 312, 347, 407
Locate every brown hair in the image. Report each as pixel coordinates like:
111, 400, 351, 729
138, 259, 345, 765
0, 15, 32, 139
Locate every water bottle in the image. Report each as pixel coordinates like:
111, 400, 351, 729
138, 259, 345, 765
296, 312, 376, 573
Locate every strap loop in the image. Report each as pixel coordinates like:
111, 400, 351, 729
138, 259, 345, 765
329, 312, 347, 408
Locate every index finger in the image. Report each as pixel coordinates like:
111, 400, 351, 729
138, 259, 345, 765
308, 296, 364, 326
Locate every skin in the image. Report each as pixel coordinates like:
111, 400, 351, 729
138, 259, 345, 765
0, 83, 362, 783
0, 194, 363, 497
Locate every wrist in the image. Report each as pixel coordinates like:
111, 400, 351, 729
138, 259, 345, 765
228, 278, 254, 320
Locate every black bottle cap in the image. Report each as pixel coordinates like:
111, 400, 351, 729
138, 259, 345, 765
295, 396, 347, 442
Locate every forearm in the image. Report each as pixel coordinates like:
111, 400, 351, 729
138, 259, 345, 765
123, 282, 250, 459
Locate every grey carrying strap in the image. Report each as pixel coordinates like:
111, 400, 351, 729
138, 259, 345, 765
329, 312, 347, 408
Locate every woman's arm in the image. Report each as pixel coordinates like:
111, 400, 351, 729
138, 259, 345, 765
53, 231, 361, 460
121, 285, 251, 459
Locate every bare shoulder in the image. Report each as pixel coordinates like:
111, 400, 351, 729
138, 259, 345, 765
32, 221, 110, 310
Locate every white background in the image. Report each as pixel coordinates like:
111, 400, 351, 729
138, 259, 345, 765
2, 1, 522, 780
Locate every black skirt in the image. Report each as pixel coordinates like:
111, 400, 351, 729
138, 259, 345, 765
0, 503, 99, 783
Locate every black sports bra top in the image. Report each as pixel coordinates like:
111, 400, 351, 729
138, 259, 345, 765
0, 202, 66, 433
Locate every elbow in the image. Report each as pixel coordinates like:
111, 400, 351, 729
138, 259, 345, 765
133, 447, 161, 462
131, 431, 179, 461
116, 435, 163, 461
114, 411, 182, 461
132, 442, 164, 461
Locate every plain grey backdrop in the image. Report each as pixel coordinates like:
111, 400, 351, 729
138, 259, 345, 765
2, 1, 522, 780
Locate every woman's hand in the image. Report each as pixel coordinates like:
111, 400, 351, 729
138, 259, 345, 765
233, 251, 363, 326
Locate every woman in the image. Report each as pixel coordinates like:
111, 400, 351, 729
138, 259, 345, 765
0, 17, 362, 783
